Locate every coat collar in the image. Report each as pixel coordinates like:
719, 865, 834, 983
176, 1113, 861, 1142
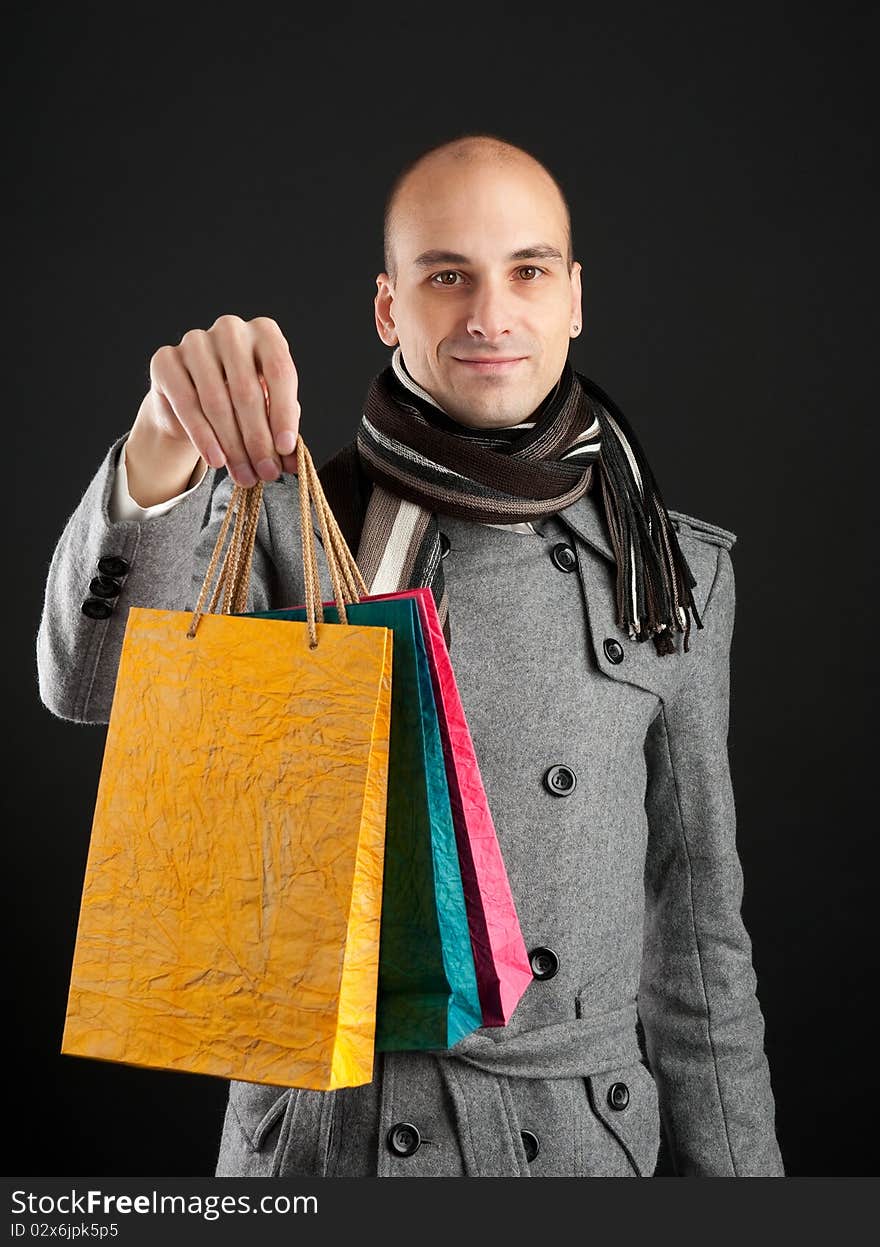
556, 488, 691, 699
556, 488, 616, 563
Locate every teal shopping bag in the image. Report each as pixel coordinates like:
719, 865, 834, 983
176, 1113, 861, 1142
242, 596, 483, 1051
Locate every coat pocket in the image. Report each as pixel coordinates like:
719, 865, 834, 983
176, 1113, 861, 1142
216, 1080, 296, 1177
582, 1060, 661, 1177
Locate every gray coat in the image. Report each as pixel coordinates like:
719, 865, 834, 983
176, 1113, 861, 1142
36, 430, 785, 1178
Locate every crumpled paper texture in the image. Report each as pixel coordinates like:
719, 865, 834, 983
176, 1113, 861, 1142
61, 607, 393, 1090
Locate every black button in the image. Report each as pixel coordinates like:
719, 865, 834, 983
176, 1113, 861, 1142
97, 555, 130, 578
608, 1082, 630, 1111
88, 574, 122, 599
386, 1122, 422, 1157
543, 764, 577, 796
439, 532, 451, 559
603, 638, 625, 664
521, 1130, 540, 1162
528, 946, 559, 980
550, 542, 577, 573
81, 598, 113, 620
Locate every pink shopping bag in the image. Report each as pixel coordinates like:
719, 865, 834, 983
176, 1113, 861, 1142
365, 588, 533, 1026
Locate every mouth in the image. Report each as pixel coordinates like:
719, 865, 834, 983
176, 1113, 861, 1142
452, 357, 527, 374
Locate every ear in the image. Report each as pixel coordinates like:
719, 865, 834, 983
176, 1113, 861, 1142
374, 273, 398, 346
570, 260, 583, 335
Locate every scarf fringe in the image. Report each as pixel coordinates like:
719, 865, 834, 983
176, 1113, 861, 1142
585, 376, 704, 655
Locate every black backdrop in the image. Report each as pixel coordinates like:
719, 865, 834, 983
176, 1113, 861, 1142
8, 1, 877, 1179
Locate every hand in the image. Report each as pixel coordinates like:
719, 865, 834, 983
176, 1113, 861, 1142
142, 314, 300, 485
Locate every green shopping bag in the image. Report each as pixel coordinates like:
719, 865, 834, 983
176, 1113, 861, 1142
242, 595, 483, 1051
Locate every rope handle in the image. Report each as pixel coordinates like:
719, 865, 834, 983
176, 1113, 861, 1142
186, 421, 369, 647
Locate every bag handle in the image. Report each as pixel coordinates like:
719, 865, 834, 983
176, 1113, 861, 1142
186, 433, 369, 649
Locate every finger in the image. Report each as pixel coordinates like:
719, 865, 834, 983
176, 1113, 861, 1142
256, 372, 299, 476
193, 321, 269, 486
279, 447, 299, 476
212, 320, 283, 483
251, 320, 301, 468
149, 344, 227, 469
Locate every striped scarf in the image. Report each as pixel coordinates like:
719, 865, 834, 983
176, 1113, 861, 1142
345, 347, 702, 656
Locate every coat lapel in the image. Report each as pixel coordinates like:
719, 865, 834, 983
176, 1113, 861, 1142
555, 488, 616, 564
555, 489, 693, 699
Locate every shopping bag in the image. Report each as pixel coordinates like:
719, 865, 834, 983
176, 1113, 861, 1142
246, 593, 484, 1051
369, 588, 533, 1026
61, 437, 393, 1090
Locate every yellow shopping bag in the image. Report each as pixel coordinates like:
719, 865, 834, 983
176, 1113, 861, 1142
61, 438, 393, 1090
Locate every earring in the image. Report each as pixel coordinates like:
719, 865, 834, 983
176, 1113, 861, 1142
572, 323, 580, 333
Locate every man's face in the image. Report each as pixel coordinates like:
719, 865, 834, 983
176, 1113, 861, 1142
375, 159, 582, 430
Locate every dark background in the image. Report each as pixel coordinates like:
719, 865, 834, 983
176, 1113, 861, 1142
8, 1, 877, 1178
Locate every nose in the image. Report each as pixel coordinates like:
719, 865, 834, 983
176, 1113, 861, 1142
464, 276, 515, 342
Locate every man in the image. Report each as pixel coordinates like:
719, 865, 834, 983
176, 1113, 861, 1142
36, 132, 785, 1177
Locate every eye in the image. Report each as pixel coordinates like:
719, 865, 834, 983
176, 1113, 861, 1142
428, 266, 546, 286
430, 270, 463, 286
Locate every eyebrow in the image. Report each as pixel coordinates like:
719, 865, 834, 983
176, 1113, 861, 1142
411, 244, 566, 269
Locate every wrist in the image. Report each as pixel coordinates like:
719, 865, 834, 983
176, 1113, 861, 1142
125, 413, 204, 508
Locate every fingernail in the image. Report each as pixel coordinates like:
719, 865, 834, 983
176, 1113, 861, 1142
205, 442, 226, 469
231, 462, 258, 487
256, 457, 281, 481
275, 430, 297, 455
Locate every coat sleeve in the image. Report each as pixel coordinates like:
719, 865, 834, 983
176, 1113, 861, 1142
35, 431, 278, 725
638, 543, 785, 1176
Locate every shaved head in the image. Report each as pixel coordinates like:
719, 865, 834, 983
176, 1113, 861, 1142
383, 132, 573, 285
374, 130, 582, 431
